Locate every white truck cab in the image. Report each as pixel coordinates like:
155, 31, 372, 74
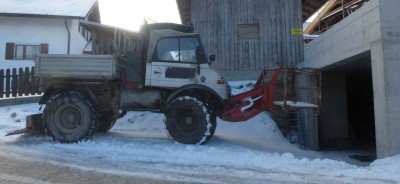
144, 29, 229, 100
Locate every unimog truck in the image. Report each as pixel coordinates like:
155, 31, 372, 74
7, 23, 320, 145
30, 23, 229, 144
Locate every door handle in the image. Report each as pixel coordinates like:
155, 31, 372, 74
154, 71, 161, 74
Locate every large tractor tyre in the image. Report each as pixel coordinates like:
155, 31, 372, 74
165, 96, 217, 145
43, 91, 97, 143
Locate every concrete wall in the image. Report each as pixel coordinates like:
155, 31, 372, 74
376, 0, 400, 157
300, 0, 381, 69
0, 17, 88, 70
301, 0, 400, 158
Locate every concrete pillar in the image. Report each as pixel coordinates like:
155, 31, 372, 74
371, 40, 388, 158
372, 0, 400, 158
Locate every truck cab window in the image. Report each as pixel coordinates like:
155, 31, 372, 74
157, 38, 179, 61
156, 37, 200, 63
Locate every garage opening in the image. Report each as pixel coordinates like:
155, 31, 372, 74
320, 52, 376, 159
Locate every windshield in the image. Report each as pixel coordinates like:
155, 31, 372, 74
155, 37, 201, 63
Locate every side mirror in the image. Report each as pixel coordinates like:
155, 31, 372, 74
209, 54, 216, 63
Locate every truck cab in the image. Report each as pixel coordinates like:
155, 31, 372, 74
145, 29, 229, 99
122, 23, 229, 114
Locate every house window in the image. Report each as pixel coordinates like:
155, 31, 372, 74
237, 24, 260, 40
15, 45, 40, 60
5, 43, 48, 60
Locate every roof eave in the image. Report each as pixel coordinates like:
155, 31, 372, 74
0, 13, 84, 19
176, 0, 190, 24
85, 0, 100, 21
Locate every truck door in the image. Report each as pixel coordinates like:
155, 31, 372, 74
148, 37, 202, 88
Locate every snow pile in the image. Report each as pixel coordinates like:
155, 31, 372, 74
273, 101, 318, 108
228, 81, 256, 95
0, 103, 399, 182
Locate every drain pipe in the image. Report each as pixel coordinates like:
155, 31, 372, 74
64, 19, 71, 54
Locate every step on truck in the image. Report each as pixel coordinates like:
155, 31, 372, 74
7, 23, 320, 145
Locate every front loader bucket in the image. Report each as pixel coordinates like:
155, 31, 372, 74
222, 67, 284, 122
6, 113, 45, 136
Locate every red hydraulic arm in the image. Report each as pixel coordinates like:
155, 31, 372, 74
222, 67, 283, 122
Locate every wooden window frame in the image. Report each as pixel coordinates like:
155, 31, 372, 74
5, 43, 48, 60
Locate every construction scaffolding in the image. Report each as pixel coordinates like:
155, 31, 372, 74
269, 68, 320, 150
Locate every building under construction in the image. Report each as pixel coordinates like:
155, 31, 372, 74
178, 0, 400, 159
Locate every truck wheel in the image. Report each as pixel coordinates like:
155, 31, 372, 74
43, 91, 97, 143
165, 96, 216, 145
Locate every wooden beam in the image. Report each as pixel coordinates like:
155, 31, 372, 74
321, 0, 363, 21
304, 0, 340, 34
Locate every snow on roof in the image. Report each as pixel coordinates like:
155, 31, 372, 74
0, 0, 97, 18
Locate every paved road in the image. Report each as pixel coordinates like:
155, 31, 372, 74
0, 152, 173, 184
0, 146, 297, 184
0, 145, 395, 184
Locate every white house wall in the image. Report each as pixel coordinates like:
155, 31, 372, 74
0, 16, 88, 70
69, 19, 89, 55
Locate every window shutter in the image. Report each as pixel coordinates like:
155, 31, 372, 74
40, 43, 49, 54
5, 42, 14, 60
237, 24, 260, 41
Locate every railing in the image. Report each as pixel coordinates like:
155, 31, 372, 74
1, 67, 41, 98
269, 68, 320, 111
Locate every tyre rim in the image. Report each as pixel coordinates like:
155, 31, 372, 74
178, 110, 197, 133
55, 105, 83, 134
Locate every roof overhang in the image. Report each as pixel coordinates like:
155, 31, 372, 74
176, 0, 329, 23
0, 13, 84, 19
80, 21, 138, 34
0, 0, 98, 19
176, 0, 191, 24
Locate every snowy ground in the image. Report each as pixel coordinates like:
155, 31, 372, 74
0, 82, 398, 183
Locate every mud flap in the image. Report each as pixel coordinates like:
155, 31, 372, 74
5, 113, 45, 136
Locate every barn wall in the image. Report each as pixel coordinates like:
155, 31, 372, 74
190, 0, 303, 80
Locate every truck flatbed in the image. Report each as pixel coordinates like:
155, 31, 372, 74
34, 54, 126, 79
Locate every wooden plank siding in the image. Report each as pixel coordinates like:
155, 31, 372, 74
190, 0, 303, 73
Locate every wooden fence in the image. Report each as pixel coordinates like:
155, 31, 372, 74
1, 67, 41, 98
